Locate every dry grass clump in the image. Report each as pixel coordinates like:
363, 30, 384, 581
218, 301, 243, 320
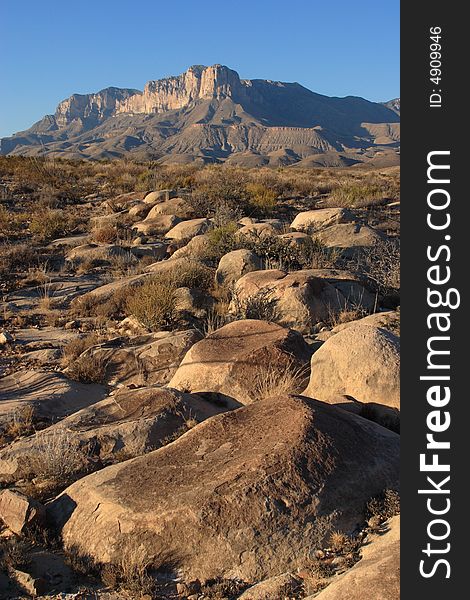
127, 276, 178, 331
28, 429, 92, 481
232, 288, 279, 323
99, 538, 156, 595
246, 182, 277, 215
91, 224, 118, 244
251, 361, 309, 402
1, 405, 36, 443
67, 352, 108, 384
29, 208, 77, 242
366, 489, 400, 523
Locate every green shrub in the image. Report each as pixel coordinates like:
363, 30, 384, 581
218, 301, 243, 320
127, 277, 178, 331
30, 209, 73, 241
246, 182, 277, 215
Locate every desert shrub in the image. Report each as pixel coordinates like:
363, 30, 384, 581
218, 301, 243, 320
127, 277, 178, 331
206, 222, 240, 259
91, 224, 117, 244
67, 352, 108, 384
355, 239, 400, 295
30, 209, 74, 241
0, 243, 37, 274
169, 259, 215, 290
0, 538, 31, 570
251, 361, 309, 402
366, 489, 400, 522
62, 333, 103, 364
0, 206, 28, 239
28, 429, 92, 481
233, 288, 279, 322
246, 182, 277, 215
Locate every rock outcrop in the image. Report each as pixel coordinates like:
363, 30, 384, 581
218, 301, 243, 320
168, 319, 312, 404
47, 395, 399, 582
303, 323, 400, 409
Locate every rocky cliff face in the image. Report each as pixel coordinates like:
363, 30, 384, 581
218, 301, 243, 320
54, 87, 140, 128
1, 64, 400, 164
116, 65, 247, 115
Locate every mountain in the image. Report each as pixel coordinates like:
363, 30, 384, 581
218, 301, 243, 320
383, 98, 400, 115
0, 65, 400, 166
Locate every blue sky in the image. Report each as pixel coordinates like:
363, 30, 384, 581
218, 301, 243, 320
0, 0, 399, 138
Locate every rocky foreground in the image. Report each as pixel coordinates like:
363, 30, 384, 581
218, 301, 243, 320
0, 168, 400, 599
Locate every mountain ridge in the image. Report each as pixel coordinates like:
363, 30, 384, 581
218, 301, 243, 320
1, 64, 400, 166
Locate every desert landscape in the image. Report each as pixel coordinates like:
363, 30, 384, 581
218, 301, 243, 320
0, 65, 400, 600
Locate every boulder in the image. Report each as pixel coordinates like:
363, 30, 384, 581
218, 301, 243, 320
48, 395, 399, 582
215, 249, 262, 286
165, 218, 211, 241
237, 222, 280, 240
315, 223, 386, 257
0, 331, 13, 346
169, 320, 312, 404
170, 235, 213, 261
133, 214, 181, 236
232, 269, 374, 334
317, 311, 400, 342
290, 208, 355, 232
308, 516, 400, 600
303, 323, 400, 409
143, 189, 178, 204
66, 244, 131, 263
0, 386, 234, 482
128, 202, 153, 219
278, 231, 312, 246
72, 329, 203, 387
0, 489, 45, 534
0, 371, 106, 421
146, 197, 193, 218
239, 573, 302, 599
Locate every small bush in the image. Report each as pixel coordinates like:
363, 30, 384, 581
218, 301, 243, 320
207, 222, 240, 259
127, 277, 178, 331
62, 333, 103, 364
251, 361, 309, 402
233, 288, 279, 322
30, 209, 73, 241
3, 405, 35, 441
246, 182, 277, 215
28, 429, 91, 481
366, 489, 400, 521
67, 352, 108, 384
91, 225, 117, 244
357, 239, 400, 295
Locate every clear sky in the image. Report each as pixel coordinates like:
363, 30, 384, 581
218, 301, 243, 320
0, 0, 399, 138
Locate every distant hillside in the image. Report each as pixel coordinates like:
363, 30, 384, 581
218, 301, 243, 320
1, 65, 400, 166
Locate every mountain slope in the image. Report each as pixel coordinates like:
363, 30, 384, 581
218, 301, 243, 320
1, 65, 400, 165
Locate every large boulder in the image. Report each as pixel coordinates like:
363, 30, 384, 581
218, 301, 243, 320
165, 218, 211, 241
0, 489, 45, 534
143, 189, 178, 204
303, 323, 400, 409
239, 573, 302, 599
146, 197, 193, 218
168, 320, 312, 404
315, 223, 386, 257
71, 329, 203, 387
290, 208, 355, 232
232, 269, 374, 334
0, 371, 106, 421
133, 214, 181, 236
170, 235, 213, 261
308, 516, 400, 600
47, 395, 399, 582
0, 386, 233, 482
216, 249, 262, 286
